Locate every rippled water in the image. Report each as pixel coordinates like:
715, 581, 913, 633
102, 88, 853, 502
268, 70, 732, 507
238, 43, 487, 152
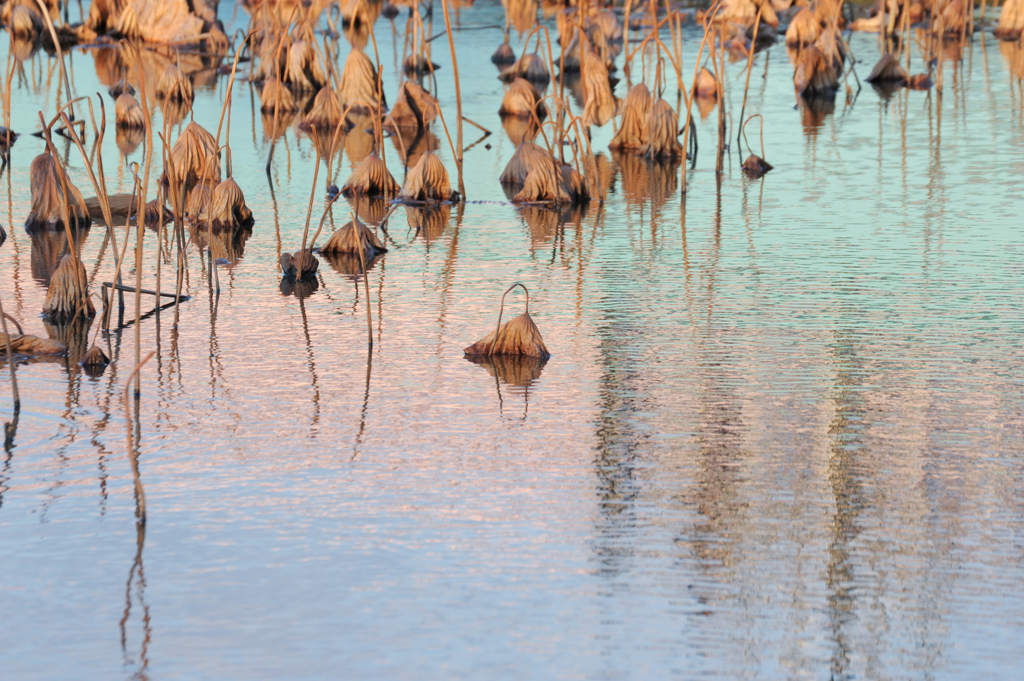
2, 2, 1024, 678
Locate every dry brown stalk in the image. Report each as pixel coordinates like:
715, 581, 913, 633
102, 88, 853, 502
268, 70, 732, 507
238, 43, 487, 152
0, 294, 20, 410
124, 350, 155, 524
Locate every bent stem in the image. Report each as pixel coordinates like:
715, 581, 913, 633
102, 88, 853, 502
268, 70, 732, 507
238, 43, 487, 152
489, 283, 530, 357
440, 0, 465, 198
741, 113, 765, 158
124, 351, 156, 525
351, 211, 373, 347
297, 127, 323, 279
0, 293, 19, 410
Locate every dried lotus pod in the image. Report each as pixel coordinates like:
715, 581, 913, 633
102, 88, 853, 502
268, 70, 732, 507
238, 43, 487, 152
696, 66, 718, 98
108, 77, 135, 99
1, 332, 66, 356
793, 46, 839, 95
339, 49, 382, 113
43, 254, 94, 323
161, 121, 221, 194
742, 155, 773, 178
80, 344, 110, 373
498, 53, 550, 85
341, 152, 400, 199
500, 141, 550, 186
995, 0, 1024, 38
300, 87, 344, 130
491, 41, 516, 65
0, 125, 18, 157
156, 64, 194, 103
499, 77, 546, 119
402, 54, 440, 76
285, 40, 327, 91
581, 52, 617, 127
115, 92, 145, 128
609, 82, 652, 150
259, 77, 298, 112
207, 178, 254, 230
320, 215, 387, 261
865, 53, 909, 83
464, 283, 550, 359
25, 152, 91, 232
512, 160, 571, 204
185, 184, 211, 222
384, 81, 439, 133
280, 249, 319, 279
396, 151, 453, 203
639, 99, 683, 160
7, 3, 42, 39
785, 7, 820, 47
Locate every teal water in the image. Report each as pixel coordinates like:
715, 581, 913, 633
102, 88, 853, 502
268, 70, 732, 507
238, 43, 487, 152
1, 2, 1024, 678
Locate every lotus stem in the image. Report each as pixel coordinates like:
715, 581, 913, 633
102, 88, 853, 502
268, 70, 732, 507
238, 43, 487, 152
680, 0, 721, 193
440, 0, 465, 199
351, 211, 373, 347
0, 294, 19, 410
34, 0, 74, 121
216, 30, 259, 149
737, 3, 763, 150
307, 191, 343, 251
489, 283, 530, 357
741, 114, 765, 158
297, 128, 323, 279
124, 351, 156, 525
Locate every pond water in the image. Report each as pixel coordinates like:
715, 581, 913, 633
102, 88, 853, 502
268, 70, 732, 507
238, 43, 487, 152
2, 1, 1024, 679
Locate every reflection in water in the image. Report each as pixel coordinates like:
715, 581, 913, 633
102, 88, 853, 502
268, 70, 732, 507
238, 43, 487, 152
465, 353, 547, 420
29, 227, 90, 286
119, 521, 151, 681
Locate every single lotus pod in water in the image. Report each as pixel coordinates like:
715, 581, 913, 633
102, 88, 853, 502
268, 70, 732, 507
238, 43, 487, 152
285, 40, 327, 92
339, 49, 382, 113
162, 121, 221, 194
115, 92, 145, 128
185, 184, 212, 222
280, 249, 319, 279
640, 99, 683, 160
208, 178, 254, 230
794, 46, 839, 95
866, 53, 909, 83
260, 77, 298, 112
492, 41, 516, 65
942, 0, 967, 36
300, 87, 344, 130
43, 254, 94, 323
696, 66, 718, 98
512, 160, 572, 204
499, 77, 547, 118
384, 81, 439, 132
560, 163, 589, 203
402, 54, 441, 76
581, 53, 618, 127
320, 214, 387, 260
609, 82, 652, 150
252, 31, 290, 82
785, 7, 820, 47
341, 152, 400, 198
498, 53, 550, 85
742, 154, 773, 178
464, 283, 550, 359
156, 63, 194, 103
108, 77, 135, 99
7, 3, 43, 38
26, 152, 91, 232
0, 125, 19, 157
397, 151, 454, 203
80, 344, 110, 374
995, 0, 1024, 39
500, 141, 551, 186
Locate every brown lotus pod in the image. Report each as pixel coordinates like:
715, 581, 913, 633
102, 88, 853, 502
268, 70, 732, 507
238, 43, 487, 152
491, 41, 516, 65
560, 163, 589, 202
7, 3, 42, 38
402, 54, 440, 76
794, 46, 839, 95
397, 152, 453, 203
696, 66, 718, 98
500, 141, 550, 186
582, 53, 617, 127
285, 40, 327, 91
512, 161, 571, 204
300, 87, 344, 130
995, 0, 1024, 39
253, 32, 290, 82
786, 7, 820, 47
609, 82, 652, 150
185, 183, 212, 222
156, 63, 194, 103
108, 77, 135, 99
640, 99, 683, 160
718, 0, 779, 30
498, 53, 550, 84
26, 152, 91, 232
260, 77, 298, 113
464, 284, 550, 359
320, 215, 387, 260
43, 254, 94, 323
208, 178, 254, 230
339, 49, 381, 113
80, 344, 110, 370
942, 0, 966, 35
115, 92, 144, 128
280, 249, 318, 279
499, 77, 546, 119
341, 152, 400, 199
1, 331, 66, 356
866, 53, 909, 83
162, 121, 221, 194
742, 154, 773, 178
384, 81, 439, 132
0, 125, 18, 156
